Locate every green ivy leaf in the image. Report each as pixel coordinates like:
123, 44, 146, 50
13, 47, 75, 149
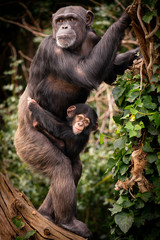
137, 192, 152, 202
115, 212, 134, 233
114, 137, 127, 150
135, 98, 143, 107
125, 104, 133, 110
112, 86, 125, 101
117, 196, 134, 208
109, 204, 122, 216
153, 112, 160, 128
155, 30, 160, 38
142, 9, 157, 24
15, 237, 25, 240
150, 74, 159, 83
123, 155, 131, 164
113, 115, 123, 125
135, 199, 145, 209
143, 141, 154, 153
24, 230, 36, 239
130, 108, 138, 115
125, 121, 134, 130
127, 91, 139, 103
158, 84, 160, 93
147, 153, 158, 163
148, 125, 159, 135
153, 64, 159, 74
100, 133, 104, 145
156, 158, 160, 176
129, 130, 137, 138
120, 164, 128, 175
143, 96, 157, 110
158, 134, 160, 145
12, 216, 25, 230
106, 158, 117, 171
134, 124, 142, 131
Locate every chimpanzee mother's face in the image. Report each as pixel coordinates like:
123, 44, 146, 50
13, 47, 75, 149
52, 6, 94, 49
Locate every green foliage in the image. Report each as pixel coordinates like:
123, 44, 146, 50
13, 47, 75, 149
77, 140, 115, 239
92, 3, 127, 36
114, 211, 134, 234
12, 216, 25, 230
105, 67, 160, 239
12, 216, 36, 240
15, 231, 36, 240
1, 2, 160, 240
142, 0, 158, 24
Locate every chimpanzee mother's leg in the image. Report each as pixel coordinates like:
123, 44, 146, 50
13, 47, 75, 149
38, 146, 91, 237
39, 155, 82, 221
72, 155, 82, 187
15, 128, 91, 237
33, 141, 77, 223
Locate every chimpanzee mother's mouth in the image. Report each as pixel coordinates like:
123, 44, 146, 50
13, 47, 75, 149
57, 33, 76, 39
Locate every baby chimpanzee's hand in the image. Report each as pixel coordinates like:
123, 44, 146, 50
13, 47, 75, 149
27, 97, 40, 128
27, 97, 37, 110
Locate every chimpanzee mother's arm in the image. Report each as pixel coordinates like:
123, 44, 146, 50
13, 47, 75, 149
103, 47, 140, 84
29, 11, 131, 91
65, 11, 131, 89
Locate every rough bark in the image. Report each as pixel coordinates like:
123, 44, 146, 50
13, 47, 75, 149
0, 172, 86, 240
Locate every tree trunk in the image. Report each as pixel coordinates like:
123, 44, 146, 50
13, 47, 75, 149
0, 172, 86, 240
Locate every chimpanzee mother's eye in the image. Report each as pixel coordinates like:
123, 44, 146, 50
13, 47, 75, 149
69, 18, 75, 22
57, 18, 63, 23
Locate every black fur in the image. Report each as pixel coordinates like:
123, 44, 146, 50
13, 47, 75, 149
14, 6, 139, 238
28, 102, 98, 159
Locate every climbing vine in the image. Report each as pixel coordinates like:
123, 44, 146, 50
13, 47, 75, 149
103, 0, 160, 238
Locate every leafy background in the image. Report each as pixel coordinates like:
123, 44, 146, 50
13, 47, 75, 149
0, 0, 160, 239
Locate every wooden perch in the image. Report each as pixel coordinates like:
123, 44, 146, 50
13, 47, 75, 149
0, 172, 86, 240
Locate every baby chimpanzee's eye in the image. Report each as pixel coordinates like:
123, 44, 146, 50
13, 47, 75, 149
84, 118, 90, 126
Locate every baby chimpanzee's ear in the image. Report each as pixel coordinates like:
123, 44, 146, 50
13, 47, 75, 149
92, 121, 98, 131
67, 105, 76, 118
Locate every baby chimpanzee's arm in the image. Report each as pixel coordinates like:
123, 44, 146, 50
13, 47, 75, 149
27, 97, 70, 139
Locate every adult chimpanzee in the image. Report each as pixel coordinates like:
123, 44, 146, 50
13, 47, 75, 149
14, 5, 139, 238
28, 97, 98, 159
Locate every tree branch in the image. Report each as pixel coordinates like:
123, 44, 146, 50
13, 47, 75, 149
0, 172, 86, 240
0, 17, 48, 37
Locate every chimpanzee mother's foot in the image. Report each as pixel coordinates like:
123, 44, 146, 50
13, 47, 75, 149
59, 218, 92, 238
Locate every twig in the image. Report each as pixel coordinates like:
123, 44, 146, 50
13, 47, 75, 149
147, 41, 154, 80
8, 42, 17, 60
107, 87, 113, 132
18, 2, 41, 31
140, 59, 144, 90
137, 0, 148, 36
89, 0, 102, 6
122, 40, 139, 46
18, 50, 32, 62
146, 16, 160, 39
0, 17, 48, 37
8, 42, 18, 87
115, 0, 125, 10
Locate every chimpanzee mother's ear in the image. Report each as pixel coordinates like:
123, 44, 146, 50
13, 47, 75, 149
67, 105, 76, 118
86, 10, 94, 27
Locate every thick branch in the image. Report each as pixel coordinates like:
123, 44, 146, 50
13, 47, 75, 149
0, 172, 86, 240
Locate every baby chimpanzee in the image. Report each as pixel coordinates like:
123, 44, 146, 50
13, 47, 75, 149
27, 97, 98, 160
